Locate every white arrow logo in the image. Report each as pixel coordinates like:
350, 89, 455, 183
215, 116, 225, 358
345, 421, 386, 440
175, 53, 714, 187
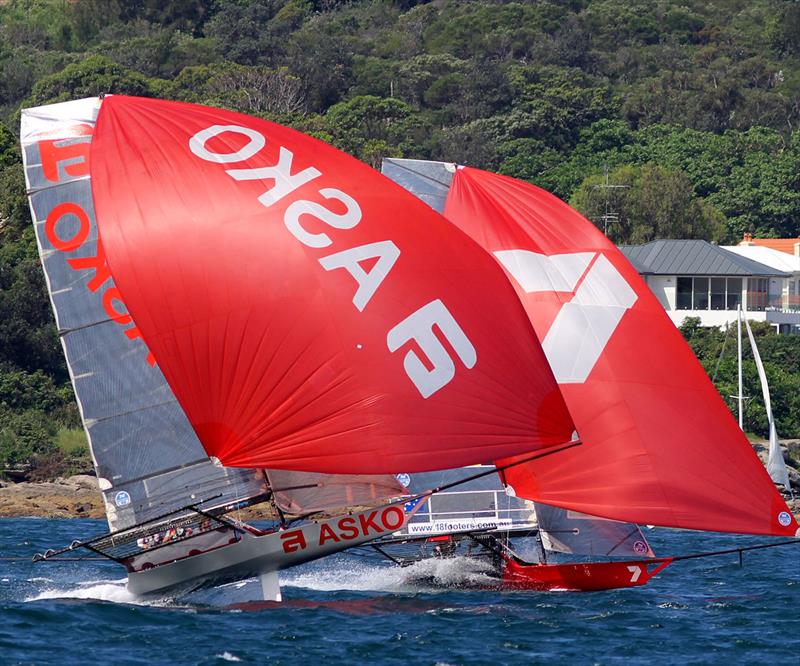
495, 250, 637, 384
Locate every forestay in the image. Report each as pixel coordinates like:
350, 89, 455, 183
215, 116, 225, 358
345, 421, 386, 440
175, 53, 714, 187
265, 469, 407, 515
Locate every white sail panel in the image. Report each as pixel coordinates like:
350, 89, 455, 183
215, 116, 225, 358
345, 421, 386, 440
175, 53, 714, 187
742, 315, 791, 490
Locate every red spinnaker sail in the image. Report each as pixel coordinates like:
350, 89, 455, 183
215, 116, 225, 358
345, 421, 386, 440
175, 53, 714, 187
444, 166, 797, 537
89, 96, 575, 473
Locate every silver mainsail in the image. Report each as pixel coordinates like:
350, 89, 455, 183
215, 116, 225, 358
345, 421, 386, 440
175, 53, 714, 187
21, 98, 267, 530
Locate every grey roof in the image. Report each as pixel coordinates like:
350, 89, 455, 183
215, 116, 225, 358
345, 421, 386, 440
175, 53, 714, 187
619, 240, 790, 277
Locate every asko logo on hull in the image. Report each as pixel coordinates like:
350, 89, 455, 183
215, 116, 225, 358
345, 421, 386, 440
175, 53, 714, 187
280, 505, 405, 553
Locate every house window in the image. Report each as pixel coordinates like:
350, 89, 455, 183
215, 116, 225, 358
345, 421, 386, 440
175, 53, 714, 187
710, 278, 726, 310
727, 278, 742, 310
676, 277, 693, 309
693, 277, 709, 310
747, 278, 768, 311
675, 276, 744, 311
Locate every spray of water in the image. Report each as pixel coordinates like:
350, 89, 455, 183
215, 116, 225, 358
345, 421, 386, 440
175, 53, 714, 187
23, 556, 499, 606
27, 577, 145, 605
282, 556, 497, 593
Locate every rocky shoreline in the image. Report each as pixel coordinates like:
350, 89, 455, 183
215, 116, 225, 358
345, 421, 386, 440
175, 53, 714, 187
0, 475, 106, 519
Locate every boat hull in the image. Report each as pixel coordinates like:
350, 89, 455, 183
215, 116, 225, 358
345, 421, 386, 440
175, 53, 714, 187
127, 503, 408, 596
501, 556, 673, 591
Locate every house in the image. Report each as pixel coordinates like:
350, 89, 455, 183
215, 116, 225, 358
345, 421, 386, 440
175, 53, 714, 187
738, 233, 800, 256
619, 239, 800, 333
724, 243, 800, 323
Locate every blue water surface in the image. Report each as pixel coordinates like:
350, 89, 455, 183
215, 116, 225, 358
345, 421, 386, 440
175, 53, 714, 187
0, 518, 798, 665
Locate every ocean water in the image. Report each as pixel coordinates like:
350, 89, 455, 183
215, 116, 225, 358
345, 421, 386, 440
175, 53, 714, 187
0, 518, 798, 665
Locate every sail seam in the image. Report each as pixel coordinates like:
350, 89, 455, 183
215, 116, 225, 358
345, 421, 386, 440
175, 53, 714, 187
88, 398, 181, 424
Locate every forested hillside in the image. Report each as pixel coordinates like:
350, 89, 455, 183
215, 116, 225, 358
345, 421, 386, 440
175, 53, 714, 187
1, 0, 799, 474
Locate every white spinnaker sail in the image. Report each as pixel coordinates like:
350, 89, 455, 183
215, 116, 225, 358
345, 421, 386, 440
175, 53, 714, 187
741, 314, 791, 490
20, 98, 268, 529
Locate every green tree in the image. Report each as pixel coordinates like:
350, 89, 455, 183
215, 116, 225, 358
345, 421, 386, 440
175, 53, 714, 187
570, 163, 725, 244
0, 407, 58, 467
27, 55, 160, 105
324, 95, 422, 166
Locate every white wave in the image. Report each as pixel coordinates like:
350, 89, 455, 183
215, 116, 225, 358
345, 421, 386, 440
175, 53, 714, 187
400, 556, 498, 589
26, 578, 155, 605
280, 560, 404, 592
282, 556, 497, 592
216, 653, 241, 662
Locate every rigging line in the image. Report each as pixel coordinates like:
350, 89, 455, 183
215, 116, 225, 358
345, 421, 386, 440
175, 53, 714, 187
605, 525, 643, 557
712, 320, 732, 383
370, 544, 405, 566
390, 160, 455, 188
33, 493, 225, 559
110, 458, 256, 496
89, 398, 182, 424
670, 538, 800, 563
57, 315, 127, 337
0, 557, 114, 562
270, 443, 581, 527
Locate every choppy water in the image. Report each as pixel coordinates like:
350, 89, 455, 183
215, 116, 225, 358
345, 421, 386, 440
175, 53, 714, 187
1, 518, 798, 665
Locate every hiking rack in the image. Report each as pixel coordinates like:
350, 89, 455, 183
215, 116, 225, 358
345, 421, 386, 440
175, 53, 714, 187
30, 494, 262, 564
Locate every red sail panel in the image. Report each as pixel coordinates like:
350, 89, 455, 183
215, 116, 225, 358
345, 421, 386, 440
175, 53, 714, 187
444, 166, 797, 537
89, 96, 575, 474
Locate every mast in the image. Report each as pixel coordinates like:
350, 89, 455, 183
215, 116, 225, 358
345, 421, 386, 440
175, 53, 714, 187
737, 304, 744, 429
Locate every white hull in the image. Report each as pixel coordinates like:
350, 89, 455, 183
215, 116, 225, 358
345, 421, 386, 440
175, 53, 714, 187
126, 503, 408, 596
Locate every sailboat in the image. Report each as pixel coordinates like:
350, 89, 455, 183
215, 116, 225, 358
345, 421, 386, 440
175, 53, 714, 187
734, 307, 792, 492
367, 466, 668, 591
379, 158, 798, 589
20, 96, 580, 599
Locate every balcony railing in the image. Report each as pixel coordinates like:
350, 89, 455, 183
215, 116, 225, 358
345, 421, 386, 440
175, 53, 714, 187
746, 294, 800, 313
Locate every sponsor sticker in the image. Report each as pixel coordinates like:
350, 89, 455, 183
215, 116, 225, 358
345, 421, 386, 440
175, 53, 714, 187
778, 511, 792, 527
395, 473, 411, 487
633, 540, 648, 554
115, 490, 131, 507
407, 518, 513, 535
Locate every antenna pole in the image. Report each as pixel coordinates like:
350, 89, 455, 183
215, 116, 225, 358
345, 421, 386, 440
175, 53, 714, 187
737, 304, 743, 429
